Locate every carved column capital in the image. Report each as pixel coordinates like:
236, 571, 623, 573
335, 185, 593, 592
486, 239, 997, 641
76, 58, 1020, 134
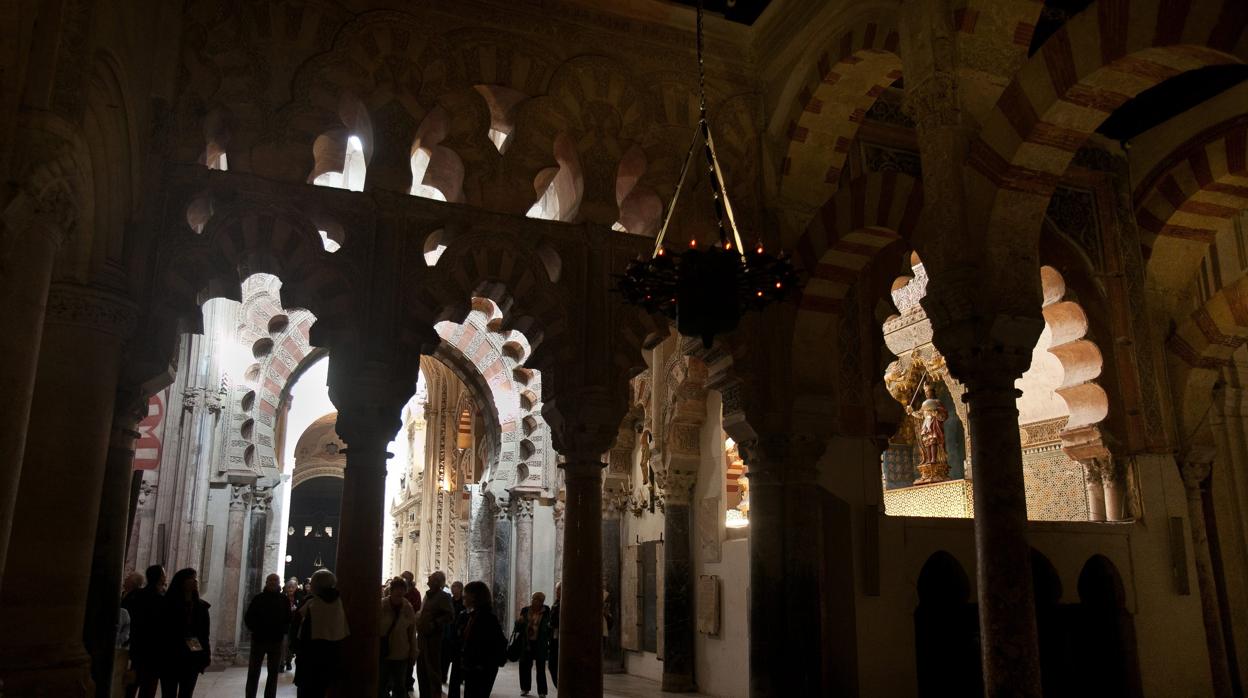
251, 486, 274, 514
493, 499, 512, 522
543, 386, 626, 461
228, 484, 251, 511
902, 72, 960, 131
740, 432, 826, 484
137, 480, 157, 507
510, 495, 536, 521
661, 469, 697, 506
44, 283, 137, 339
328, 359, 415, 452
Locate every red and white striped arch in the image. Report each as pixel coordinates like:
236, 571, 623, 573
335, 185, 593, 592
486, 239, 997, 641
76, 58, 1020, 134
968, 0, 1247, 259
777, 11, 903, 214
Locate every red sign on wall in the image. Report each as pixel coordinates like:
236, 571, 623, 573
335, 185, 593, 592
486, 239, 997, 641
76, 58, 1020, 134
133, 392, 166, 470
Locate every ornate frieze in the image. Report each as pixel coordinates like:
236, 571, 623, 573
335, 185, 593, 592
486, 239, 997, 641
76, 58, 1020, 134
44, 284, 137, 338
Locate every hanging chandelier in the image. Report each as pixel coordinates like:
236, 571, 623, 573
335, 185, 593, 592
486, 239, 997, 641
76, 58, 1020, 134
617, 0, 798, 349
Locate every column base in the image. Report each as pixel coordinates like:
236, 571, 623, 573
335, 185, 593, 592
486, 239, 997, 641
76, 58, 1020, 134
0, 642, 93, 697
662, 672, 697, 692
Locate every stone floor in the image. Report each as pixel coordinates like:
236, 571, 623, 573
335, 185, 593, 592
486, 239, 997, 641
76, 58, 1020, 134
196, 662, 708, 697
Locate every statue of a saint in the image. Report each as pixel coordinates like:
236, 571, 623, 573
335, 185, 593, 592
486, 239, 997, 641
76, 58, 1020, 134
911, 383, 950, 484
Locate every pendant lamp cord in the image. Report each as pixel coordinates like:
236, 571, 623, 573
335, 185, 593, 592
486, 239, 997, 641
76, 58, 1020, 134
650, 0, 747, 259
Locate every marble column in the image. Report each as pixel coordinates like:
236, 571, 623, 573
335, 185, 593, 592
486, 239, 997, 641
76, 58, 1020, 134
329, 360, 410, 698
960, 374, 1042, 697
0, 283, 135, 695
1181, 458, 1234, 698
214, 482, 253, 663
1103, 461, 1128, 522
601, 510, 624, 674
0, 199, 65, 596
492, 502, 512, 620
467, 489, 494, 588
1082, 462, 1107, 522
557, 459, 605, 697
84, 392, 146, 697
512, 496, 536, 612
743, 433, 831, 697
245, 486, 274, 611
553, 500, 565, 586
661, 467, 697, 692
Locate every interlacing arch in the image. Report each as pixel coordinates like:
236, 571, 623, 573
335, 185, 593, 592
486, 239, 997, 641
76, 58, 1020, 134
1135, 118, 1248, 256
404, 231, 570, 386
777, 11, 902, 213
139, 203, 358, 377
968, 0, 1248, 261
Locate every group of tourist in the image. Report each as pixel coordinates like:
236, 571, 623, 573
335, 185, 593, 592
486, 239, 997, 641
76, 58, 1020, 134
116, 565, 212, 698
112, 563, 518, 698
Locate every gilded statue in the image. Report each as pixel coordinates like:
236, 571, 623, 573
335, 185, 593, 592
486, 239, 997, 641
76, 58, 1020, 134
911, 383, 950, 484
885, 349, 952, 485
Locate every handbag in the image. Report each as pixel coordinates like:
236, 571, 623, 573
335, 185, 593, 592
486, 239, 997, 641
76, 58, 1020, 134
506, 621, 523, 663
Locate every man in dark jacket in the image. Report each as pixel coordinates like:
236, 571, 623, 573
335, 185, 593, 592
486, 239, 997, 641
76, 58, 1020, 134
245, 573, 293, 698
122, 564, 165, 698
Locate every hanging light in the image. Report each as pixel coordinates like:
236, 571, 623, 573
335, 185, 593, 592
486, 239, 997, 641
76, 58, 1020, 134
617, 0, 798, 348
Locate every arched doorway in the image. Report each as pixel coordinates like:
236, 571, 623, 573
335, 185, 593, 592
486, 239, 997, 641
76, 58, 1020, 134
284, 412, 346, 583
914, 551, 981, 697
285, 476, 343, 583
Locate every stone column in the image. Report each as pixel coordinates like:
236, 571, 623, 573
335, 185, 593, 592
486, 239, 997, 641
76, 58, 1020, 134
0, 193, 66, 595
660, 469, 696, 692
1082, 461, 1107, 522
0, 283, 135, 695
329, 360, 411, 698
742, 433, 831, 697
1181, 457, 1234, 697
214, 481, 254, 663
959, 371, 1043, 697
512, 495, 536, 612
492, 501, 512, 619
467, 489, 495, 588
246, 486, 274, 610
558, 458, 605, 696
84, 392, 146, 697
1102, 460, 1128, 522
553, 500, 566, 586
600, 503, 624, 674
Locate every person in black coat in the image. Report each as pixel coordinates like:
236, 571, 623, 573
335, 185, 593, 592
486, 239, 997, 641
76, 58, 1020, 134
159, 568, 211, 697
123, 565, 166, 698
244, 573, 292, 698
513, 592, 553, 697
459, 581, 506, 698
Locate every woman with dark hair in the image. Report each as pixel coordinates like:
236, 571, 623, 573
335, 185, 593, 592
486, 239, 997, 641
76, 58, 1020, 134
459, 581, 506, 698
159, 568, 211, 697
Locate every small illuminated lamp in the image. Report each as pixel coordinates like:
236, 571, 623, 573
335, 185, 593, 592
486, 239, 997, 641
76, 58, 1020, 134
616, 0, 798, 348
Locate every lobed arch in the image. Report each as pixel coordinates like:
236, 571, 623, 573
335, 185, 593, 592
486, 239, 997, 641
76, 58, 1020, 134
774, 12, 902, 216
1039, 265, 1111, 461
135, 201, 359, 389
503, 54, 651, 224
401, 231, 575, 401
967, 0, 1247, 306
